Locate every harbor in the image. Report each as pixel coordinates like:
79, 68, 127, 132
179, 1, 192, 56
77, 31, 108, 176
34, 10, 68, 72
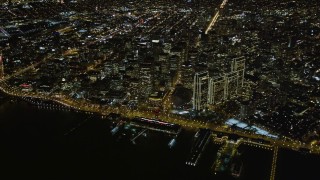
0, 99, 319, 179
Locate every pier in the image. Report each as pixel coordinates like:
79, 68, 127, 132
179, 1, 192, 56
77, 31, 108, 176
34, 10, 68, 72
186, 129, 211, 166
129, 117, 182, 136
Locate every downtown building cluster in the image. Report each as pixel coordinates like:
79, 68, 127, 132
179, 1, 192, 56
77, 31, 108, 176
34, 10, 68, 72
0, 0, 320, 145
193, 56, 245, 110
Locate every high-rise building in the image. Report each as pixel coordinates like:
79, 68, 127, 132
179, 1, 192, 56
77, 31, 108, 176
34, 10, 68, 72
239, 100, 250, 119
208, 57, 246, 106
225, 71, 240, 99
231, 56, 245, 87
193, 71, 208, 110
181, 61, 194, 89
208, 76, 227, 104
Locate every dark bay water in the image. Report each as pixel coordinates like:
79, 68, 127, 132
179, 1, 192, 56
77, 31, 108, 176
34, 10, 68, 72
0, 97, 319, 179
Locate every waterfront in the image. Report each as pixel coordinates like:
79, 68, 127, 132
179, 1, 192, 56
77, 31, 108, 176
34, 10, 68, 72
1, 0, 320, 179
0, 98, 319, 179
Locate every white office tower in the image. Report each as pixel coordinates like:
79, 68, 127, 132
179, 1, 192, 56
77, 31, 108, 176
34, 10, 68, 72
231, 56, 245, 87
208, 76, 227, 105
193, 71, 209, 110
208, 56, 246, 105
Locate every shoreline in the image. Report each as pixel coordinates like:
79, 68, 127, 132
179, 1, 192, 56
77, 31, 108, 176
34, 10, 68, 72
0, 83, 319, 155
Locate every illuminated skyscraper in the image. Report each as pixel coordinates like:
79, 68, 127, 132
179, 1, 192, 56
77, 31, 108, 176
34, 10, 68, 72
208, 57, 246, 105
231, 56, 245, 87
225, 71, 240, 99
208, 76, 227, 104
193, 71, 208, 110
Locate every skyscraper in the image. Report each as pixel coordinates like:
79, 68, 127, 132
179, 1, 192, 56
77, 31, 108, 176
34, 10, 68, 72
231, 56, 245, 87
224, 71, 240, 99
208, 57, 246, 106
208, 76, 227, 105
193, 71, 208, 110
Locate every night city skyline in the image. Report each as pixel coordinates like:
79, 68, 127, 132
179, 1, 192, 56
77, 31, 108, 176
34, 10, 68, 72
0, 0, 319, 179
